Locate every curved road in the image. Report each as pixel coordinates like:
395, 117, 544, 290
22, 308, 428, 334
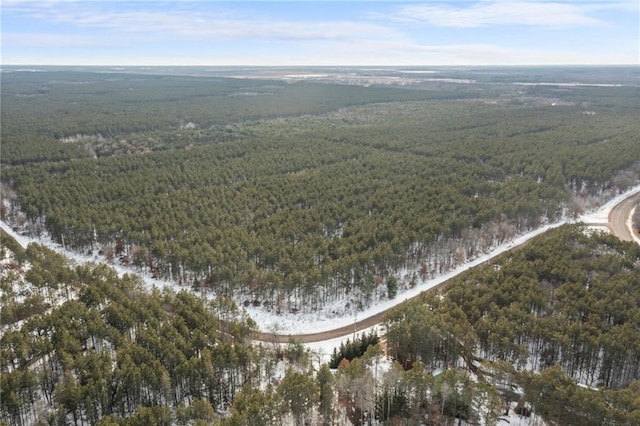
608, 191, 640, 242
2, 191, 638, 344
253, 191, 640, 344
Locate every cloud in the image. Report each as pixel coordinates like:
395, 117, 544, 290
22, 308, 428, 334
2, 32, 120, 48
284, 37, 635, 66
3, 1, 400, 42
5, 37, 632, 66
390, 1, 624, 28
2, 1, 635, 66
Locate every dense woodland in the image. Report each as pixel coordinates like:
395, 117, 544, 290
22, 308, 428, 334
2, 70, 639, 315
3, 226, 640, 425
2, 67, 640, 425
383, 225, 640, 425
0, 231, 263, 426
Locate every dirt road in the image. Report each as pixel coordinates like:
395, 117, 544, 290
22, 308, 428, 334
252, 190, 640, 344
608, 191, 640, 242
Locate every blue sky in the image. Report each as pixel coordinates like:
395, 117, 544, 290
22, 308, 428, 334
2, 1, 638, 65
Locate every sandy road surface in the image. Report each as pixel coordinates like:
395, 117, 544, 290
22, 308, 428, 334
608, 191, 640, 241
253, 190, 640, 344
251, 312, 386, 344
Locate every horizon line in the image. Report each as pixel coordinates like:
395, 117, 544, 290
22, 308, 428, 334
2, 63, 637, 68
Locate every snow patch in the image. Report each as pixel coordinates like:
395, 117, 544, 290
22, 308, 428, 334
627, 205, 640, 245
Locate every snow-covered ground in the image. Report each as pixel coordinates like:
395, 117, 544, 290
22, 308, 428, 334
301, 324, 385, 366
245, 222, 562, 335
579, 185, 640, 223
4, 187, 637, 426
0, 221, 178, 294
246, 185, 640, 335
626, 204, 640, 245
500, 402, 547, 426
2, 185, 639, 340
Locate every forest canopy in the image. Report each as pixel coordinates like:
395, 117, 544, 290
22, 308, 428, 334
2, 69, 639, 314
384, 224, 640, 424
1, 232, 258, 426
1, 67, 640, 426
4, 224, 640, 425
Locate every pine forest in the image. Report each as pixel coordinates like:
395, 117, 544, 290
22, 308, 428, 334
1, 66, 640, 425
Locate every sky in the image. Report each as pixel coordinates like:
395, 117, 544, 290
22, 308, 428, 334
1, 0, 638, 66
